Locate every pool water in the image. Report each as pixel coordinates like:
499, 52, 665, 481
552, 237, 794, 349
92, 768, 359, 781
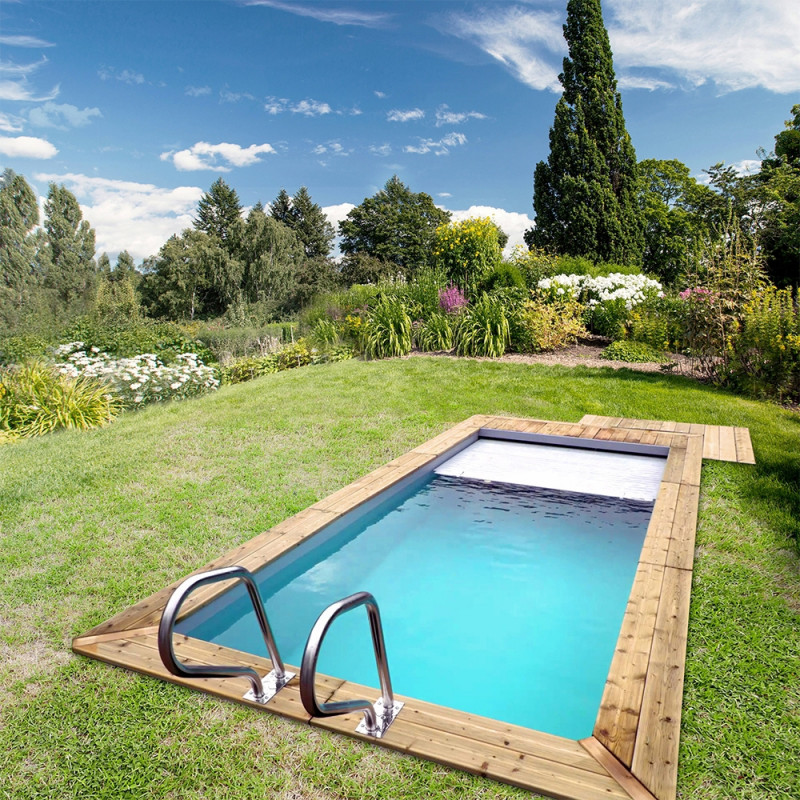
178, 468, 653, 739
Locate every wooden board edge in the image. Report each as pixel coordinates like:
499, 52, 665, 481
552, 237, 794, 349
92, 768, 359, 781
579, 738, 659, 800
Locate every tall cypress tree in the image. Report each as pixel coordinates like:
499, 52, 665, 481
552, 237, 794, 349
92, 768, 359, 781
530, 0, 643, 265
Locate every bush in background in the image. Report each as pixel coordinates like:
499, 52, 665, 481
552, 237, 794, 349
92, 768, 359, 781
0, 333, 50, 365
600, 340, 671, 364
415, 312, 454, 352
433, 217, 503, 292
454, 293, 510, 357
513, 299, 586, 353
0, 360, 120, 438
361, 296, 413, 359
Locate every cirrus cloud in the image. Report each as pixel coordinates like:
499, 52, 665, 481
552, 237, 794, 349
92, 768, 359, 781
387, 108, 425, 122
0, 134, 57, 158
160, 141, 276, 171
28, 102, 102, 129
404, 132, 467, 156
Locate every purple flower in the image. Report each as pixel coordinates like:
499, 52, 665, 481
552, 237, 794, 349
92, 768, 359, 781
439, 285, 467, 314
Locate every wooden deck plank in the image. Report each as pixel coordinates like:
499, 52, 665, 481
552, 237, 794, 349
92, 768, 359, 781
718, 427, 738, 462
580, 738, 659, 800
702, 425, 721, 460
733, 427, 756, 464
594, 562, 666, 766
631, 567, 693, 800
665, 484, 700, 572
661, 445, 687, 486
681, 436, 703, 487
639, 482, 679, 568
672, 422, 691, 434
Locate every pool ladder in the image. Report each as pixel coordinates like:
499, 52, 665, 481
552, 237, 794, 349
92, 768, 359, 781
158, 568, 403, 738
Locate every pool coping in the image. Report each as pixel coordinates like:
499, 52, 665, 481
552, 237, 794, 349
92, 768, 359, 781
73, 414, 745, 800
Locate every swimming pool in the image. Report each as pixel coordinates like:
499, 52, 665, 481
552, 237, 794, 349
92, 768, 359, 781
74, 414, 709, 800
177, 438, 665, 739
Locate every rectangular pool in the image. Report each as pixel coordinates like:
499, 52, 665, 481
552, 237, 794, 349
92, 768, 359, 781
178, 437, 665, 739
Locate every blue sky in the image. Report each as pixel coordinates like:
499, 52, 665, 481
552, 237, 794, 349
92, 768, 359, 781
1, 0, 798, 261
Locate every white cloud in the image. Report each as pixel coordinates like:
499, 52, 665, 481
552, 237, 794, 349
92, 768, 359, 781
607, 0, 800, 93
437, 192, 452, 198
292, 98, 331, 116
435, 105, 487, 127
264, 97, 332, 116
404, 132, 467, 156
313, 141, 350, 157
447, 205, 534, 256
98, 67, 145, 85
0, 112, 25, 133
0, 79, 59, 102
0, 135, 57, 159
374, 90, 387, 99
34, 172, 204, 261
0, 35, 55, 48
444, 0, 800, 94
28, 102, 102, 129
185, 85, 211, 97
220, 87, 255, 103
0, 56, 48, 76
243, 1, 391, 28
387, 108, 425, 122
369, 143, 391, 156
160, 141, 276, 171
444, 6, 564, 92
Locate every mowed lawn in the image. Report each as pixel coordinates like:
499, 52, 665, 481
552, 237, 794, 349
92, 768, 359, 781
1, 357, 798, 800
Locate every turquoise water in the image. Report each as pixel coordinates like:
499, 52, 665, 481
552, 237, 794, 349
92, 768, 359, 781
178, 473, 652, 739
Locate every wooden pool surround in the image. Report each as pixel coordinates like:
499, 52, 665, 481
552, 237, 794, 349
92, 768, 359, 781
73, 415, 755, 800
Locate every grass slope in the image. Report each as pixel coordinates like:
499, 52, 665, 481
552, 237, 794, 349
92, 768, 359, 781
1, 357, 798, 800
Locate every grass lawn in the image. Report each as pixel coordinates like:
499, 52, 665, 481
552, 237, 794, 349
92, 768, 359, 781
1, 357, 798, 800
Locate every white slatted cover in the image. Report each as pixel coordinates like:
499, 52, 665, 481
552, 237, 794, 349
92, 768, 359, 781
435, 439, 665, 502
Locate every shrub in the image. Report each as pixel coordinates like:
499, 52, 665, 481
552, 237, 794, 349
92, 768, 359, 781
480, 262, 525, 292
553, 255, 642, 277
432, 217, 503, 292
416, 312, 454, 352
309, 318, 340, 349
189, 322, 295, 364
54, 345, 219, 408
506, 246, 560, 287
600, 340, 671, 364
0, 360, 120, 438
61, 317, 211, 363
299, 284, 382, 328
727, 287, 800, 402
626, 296, 680, 352
0, 333, 50, 365
454, 293, 510, 358
220, 354, 280, 384
362, 296, 413, 359
513, 299, 586, 353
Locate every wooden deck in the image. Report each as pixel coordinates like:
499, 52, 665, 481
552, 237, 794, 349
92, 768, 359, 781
73, 414, 754, 800
578, 415, 756, 464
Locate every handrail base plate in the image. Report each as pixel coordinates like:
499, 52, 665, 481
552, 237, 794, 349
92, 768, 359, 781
243, 669, 296, 705
356, 698, 404, 738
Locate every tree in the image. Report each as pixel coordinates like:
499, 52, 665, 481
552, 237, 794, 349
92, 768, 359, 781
637, 159, 716, 284
42, 182, 96, 307
194, 177, 243, 255
270, 186, 335, 259
530, 0, 643, 265
0, 170, 40, 315
239, 206, 305, 314
339, 176, 450, 275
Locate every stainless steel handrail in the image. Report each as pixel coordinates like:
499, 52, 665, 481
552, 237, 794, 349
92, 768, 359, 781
299, 591, 403, 738
157, 565, 294, 703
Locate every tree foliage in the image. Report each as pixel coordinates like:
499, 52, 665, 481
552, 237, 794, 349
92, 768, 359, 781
270, 186, 334, 259
530, 0, 643, 265
339, 176, 450, 276
193, 177, 243, 254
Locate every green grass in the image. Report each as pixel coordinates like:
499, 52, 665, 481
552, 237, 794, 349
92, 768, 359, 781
1, 357, 798, 799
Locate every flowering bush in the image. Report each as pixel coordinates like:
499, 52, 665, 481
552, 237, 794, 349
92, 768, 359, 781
438, 285, 468, 314
537, 273, 663, 338
53, 343, 219, 408
513, 299, 586, 353
432, 217, 503, 291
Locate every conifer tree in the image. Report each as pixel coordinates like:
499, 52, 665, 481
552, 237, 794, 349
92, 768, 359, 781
530, 0, 643, 265
194, 177, 243, 254
270, 187, 334, 259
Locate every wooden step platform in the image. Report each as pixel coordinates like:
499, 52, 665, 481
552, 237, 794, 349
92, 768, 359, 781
578, 415, 755, 464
